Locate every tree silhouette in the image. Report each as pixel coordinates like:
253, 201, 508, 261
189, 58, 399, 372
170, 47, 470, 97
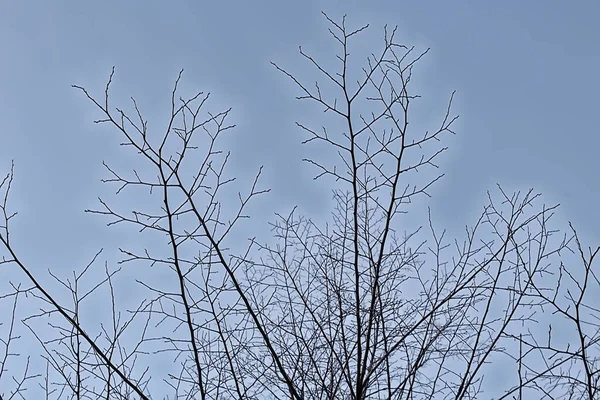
1, 13, 598, 400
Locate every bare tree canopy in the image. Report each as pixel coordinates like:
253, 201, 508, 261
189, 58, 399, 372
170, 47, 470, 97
1, 12, 599, 400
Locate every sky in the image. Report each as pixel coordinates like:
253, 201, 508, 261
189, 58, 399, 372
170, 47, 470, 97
0, 1, 599, 398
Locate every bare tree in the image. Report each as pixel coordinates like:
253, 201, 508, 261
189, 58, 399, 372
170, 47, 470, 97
0, 12, 598, 400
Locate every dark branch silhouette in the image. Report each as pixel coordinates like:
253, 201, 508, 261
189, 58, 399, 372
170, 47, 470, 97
0, 12, 598, 400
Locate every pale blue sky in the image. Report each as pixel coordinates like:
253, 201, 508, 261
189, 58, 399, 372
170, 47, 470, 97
1, 1, 599, 398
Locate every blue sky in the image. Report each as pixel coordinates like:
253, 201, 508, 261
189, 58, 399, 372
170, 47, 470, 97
1, 1, 599, 398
